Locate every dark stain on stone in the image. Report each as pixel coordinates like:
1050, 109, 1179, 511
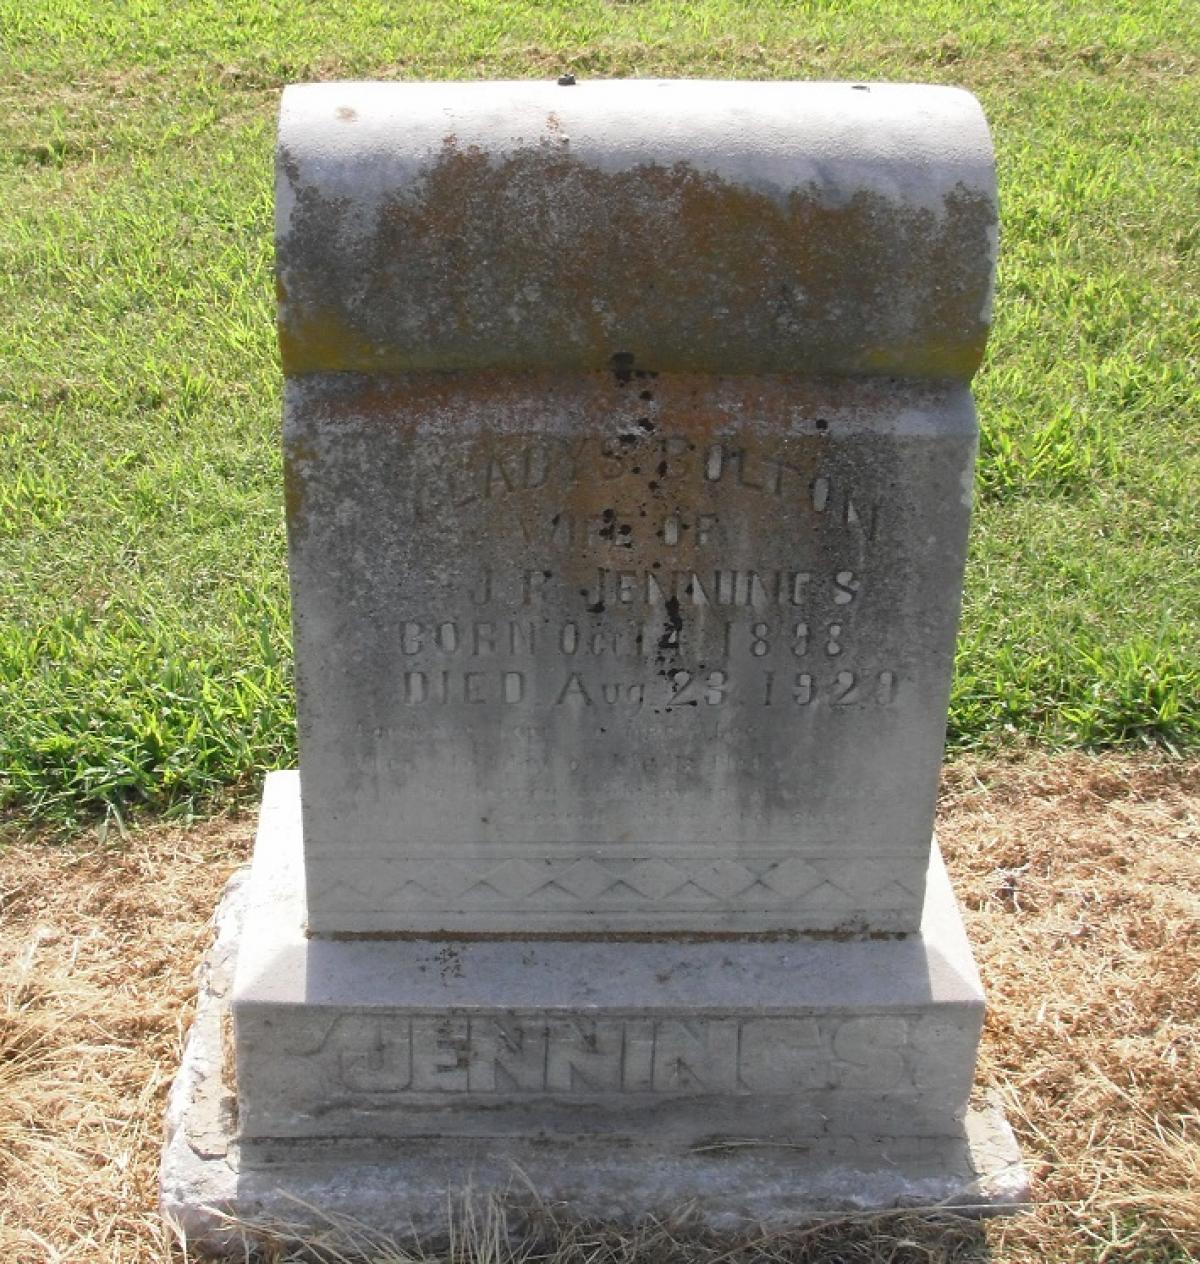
639, 389, 654, 401
658, 595, 683, 651
587, 601, 605, 614
611, 351, 635, 383
435, 945, 464, 980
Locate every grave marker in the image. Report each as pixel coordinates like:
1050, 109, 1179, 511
163, 80, 1026, 1251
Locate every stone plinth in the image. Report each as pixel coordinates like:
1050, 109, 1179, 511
162, 79, 1024, 1251
161, 775, 1027, 1254
237, 774, 982, 1144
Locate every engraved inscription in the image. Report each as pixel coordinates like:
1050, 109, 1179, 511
303, 1014, 918, 1096
389, 564, 899, 711
390, 436, 883, 542
365, 428, 902, 724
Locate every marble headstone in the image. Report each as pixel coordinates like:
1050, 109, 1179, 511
162, 80, 1025, 1252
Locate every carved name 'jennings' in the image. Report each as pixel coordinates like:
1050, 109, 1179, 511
285, 1013, 948, 1097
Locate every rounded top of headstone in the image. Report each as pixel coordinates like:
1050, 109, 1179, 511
276, 80, 997, 381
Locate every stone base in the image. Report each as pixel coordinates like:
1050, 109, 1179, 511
161, 774, 1028, 1255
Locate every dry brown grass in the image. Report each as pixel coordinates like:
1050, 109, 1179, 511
0, 754, 1196, 1263
0, 809, 255, 1261
942, 755, 1200, 1262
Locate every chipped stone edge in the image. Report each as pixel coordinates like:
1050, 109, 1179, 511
161, 871, 1028, 1258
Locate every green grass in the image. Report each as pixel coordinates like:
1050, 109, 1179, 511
1, 2, 1198, 825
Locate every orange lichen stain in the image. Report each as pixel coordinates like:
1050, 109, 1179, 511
282, 438, 319, 535
278, 310, 386, 377
276, 142, 997, 382
859, 337, 989, 381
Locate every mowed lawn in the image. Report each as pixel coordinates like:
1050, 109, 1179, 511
1, 1, 1198, 825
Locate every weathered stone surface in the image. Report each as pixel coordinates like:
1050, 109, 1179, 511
277, 81, 997, 379
160, 820, 1029, 1258
288, 376, 974, 938
279, 81, 995, 937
